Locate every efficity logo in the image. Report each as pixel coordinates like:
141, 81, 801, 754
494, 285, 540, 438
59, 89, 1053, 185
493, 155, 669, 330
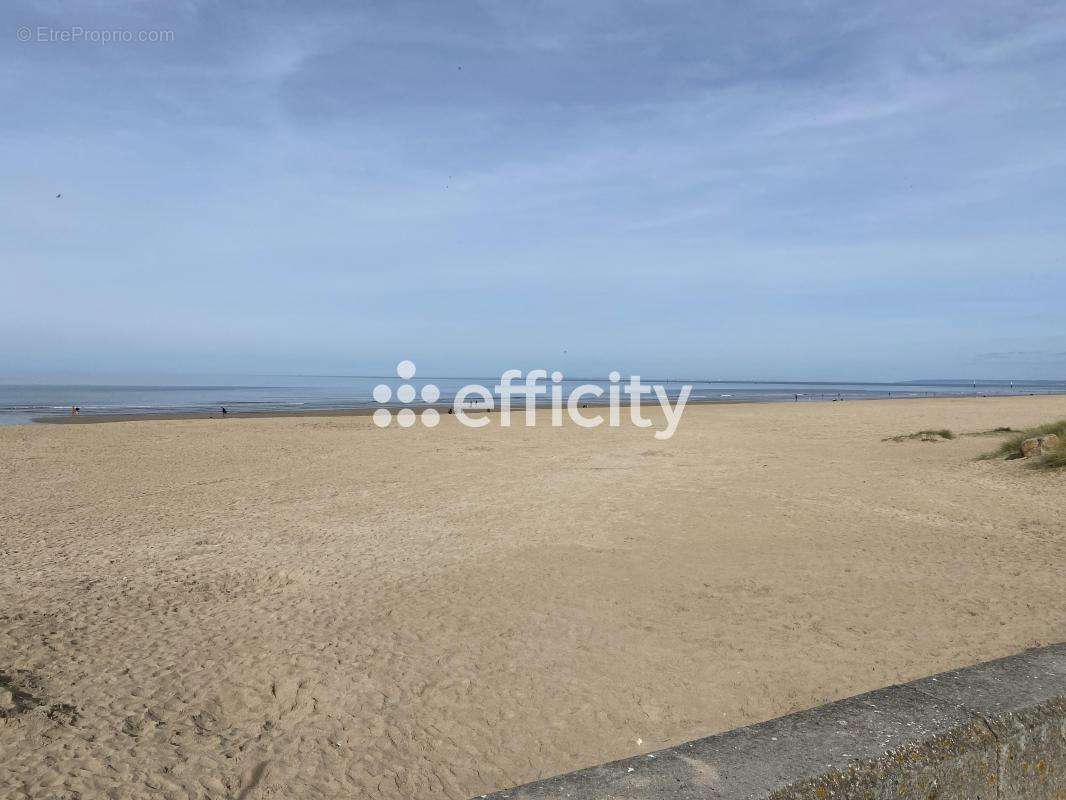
371, 360, 441, 428
372, 361, 691, 440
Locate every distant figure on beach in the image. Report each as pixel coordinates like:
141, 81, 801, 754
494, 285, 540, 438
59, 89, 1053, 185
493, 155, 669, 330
71, 405, 79, 415
794, 393, 798, 402
221, 407, 228, 416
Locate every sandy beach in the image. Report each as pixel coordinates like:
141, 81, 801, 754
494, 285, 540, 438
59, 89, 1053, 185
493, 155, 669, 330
1, 396, 1064, 799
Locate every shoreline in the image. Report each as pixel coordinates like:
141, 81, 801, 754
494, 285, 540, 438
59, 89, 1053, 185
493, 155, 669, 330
30, 390, 1066, 425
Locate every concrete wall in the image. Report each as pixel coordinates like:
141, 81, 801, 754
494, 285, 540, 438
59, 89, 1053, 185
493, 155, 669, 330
477, 643, 1065, 800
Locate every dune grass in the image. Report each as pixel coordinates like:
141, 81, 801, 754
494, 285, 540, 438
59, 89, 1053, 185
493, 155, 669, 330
1039, 445, 1066, 469
979, 419, 1066, 468
883, 429, 955, 443
963, 426, 1016, 437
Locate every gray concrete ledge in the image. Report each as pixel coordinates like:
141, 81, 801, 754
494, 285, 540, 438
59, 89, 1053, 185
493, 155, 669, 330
477, 644, 1065, 800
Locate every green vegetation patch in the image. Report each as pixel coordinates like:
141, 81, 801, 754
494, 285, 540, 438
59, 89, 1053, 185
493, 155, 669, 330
963, 426, 1016, 437
979, 419, 1066, 469
883, 429, 955, 443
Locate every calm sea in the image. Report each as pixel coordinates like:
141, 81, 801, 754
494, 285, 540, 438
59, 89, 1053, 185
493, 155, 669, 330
1, 375, 1063, 425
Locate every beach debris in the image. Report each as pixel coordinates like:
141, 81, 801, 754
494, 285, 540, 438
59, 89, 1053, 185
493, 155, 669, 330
1020, 434, 1060, 458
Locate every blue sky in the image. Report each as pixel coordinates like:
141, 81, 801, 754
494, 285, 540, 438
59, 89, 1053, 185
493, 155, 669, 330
3, 1, 1065, 380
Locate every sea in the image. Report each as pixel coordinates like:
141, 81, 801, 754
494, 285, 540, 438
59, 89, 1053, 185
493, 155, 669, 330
1, 374, 1064, 425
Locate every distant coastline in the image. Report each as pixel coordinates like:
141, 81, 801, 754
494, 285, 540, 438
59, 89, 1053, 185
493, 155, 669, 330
31, 389, 1066, 425
3, 375, 1065, 426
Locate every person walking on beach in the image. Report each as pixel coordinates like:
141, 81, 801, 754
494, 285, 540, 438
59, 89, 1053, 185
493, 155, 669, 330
221, 406, 228, 416
71, 405, 79, 415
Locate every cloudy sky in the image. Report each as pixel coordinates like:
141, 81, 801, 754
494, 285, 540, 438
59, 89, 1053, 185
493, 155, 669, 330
3, 0, 1065, 380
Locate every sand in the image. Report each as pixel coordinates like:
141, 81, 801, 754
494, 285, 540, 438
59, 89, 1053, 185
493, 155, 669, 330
1, 396, 1064, 799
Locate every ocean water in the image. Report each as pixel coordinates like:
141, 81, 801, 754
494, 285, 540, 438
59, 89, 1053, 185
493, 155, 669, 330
0, 375, 1064, 425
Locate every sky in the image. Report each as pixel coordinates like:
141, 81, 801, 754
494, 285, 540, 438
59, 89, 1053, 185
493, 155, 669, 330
2, 0, 1065, 381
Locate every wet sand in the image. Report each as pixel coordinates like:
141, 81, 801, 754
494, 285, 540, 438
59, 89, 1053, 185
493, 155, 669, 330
35, 406, 384, 424
2, 396, 1064, 799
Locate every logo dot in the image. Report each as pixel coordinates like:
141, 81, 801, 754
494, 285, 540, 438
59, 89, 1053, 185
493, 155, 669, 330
397, 360, 416, 380
421, 408, 440, 427
421, 384, 440, 403
397, 384, 416, 403
373, 384, 392, 404
372, 409, 391, 427
396, 408, 416, 428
